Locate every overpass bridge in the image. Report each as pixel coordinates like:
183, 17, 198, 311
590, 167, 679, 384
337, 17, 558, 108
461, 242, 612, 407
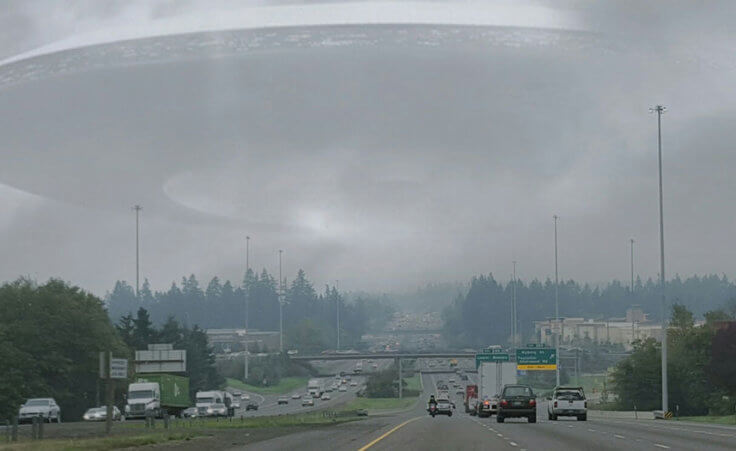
290, 352, 475, 361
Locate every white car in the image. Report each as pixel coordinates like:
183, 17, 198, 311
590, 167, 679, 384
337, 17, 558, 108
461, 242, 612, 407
19, 398, 61, 423
241, 394, 250, 401
83, 406, 121, 421
291, 393, 302, 399
338, 385, 347, 392
350, 381, 358, 387
547, 386, 587, 421
321, 393, 331, 401
302, 397, 315, 407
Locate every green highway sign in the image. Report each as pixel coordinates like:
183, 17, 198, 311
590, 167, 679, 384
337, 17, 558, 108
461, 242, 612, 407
516, 348, 556, 370
475, 352, 510, 367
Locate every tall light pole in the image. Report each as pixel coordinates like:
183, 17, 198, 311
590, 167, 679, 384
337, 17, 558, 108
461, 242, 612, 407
279, 249, 284, 353
630, 238, 635, 293
336, 279, 341, 351
650, 104, 668, 414
244, 235, 251, 382
512, 261, 517, 349
245, 236, 250, 330
554, 214, 560, 386
132, 205, 142, 297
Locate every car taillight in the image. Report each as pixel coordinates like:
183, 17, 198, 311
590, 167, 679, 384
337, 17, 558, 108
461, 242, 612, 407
554, 401, 558, 408
484, 400, 490, 406
501, 400, 508, 407
529, 399, 536, 407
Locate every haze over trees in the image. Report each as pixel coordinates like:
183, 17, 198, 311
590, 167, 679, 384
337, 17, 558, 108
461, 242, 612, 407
443, 273, 736, 347
106, 269, 394, 352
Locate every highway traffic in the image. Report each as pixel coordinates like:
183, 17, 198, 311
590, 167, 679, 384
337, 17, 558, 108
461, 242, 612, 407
239, 366, 736, 451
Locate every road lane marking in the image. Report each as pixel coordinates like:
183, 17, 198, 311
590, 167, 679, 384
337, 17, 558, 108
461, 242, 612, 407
614, 434, 625, 439
357, 416, 422, 451
588, 429, 596, 432
509, 442, 518, 447
654, 445, 670, 449
497, 433, 503, 437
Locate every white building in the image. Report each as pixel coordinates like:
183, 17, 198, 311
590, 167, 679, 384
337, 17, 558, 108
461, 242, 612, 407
534, 308, 663, 350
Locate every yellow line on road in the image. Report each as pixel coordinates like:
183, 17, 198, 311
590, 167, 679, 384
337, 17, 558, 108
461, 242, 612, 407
357, 416, 423, 451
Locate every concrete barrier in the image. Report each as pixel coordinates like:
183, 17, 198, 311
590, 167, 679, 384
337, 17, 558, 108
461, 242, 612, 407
588, 409, 655, 420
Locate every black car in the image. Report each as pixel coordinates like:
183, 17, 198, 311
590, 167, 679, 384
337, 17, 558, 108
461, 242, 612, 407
497, 385, 536, 423
245, 402, 259, 411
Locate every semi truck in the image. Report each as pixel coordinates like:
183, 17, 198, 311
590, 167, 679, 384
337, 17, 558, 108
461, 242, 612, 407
125, 374, 190, 418
476, 362, 517, 417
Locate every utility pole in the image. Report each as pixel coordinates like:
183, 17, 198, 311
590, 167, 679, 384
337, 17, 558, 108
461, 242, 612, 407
279, 249, 283, 353
650, 104, 668, 414
630, 238, 635, 293
554, 214, 560, 386
336, 279, 340, 351
244, 236, 250, 382
132, 205, 142, 297
512, 261, 517, 349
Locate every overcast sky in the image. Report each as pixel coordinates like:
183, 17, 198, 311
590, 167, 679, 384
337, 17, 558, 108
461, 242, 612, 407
1, 1, 735, 297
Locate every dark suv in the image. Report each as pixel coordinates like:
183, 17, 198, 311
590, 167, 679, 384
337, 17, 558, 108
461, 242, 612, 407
497, 385, 537, 423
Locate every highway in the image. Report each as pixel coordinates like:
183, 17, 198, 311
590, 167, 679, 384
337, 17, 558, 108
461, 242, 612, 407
235, 370, 736, 451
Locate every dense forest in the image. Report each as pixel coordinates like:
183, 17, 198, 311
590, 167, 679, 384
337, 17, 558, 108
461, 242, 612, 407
106, 268, 395, 353
0, 279, 221, 421
611, 305, 736, 415
443, 273, 736, 348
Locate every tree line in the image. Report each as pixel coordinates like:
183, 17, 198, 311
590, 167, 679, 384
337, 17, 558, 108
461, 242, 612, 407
443, 273, 736, 348
0, 279, 221, 421
611, 305, 735, 415
106, 268, 395, 353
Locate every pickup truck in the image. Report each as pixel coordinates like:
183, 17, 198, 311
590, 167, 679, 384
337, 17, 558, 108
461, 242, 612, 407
547, 386, 587, 421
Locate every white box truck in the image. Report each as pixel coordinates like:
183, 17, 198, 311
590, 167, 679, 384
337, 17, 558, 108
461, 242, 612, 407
477, 362, 517, 417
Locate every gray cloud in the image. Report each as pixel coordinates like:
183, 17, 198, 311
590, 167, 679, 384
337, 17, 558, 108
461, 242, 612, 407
0, 1, 735, 296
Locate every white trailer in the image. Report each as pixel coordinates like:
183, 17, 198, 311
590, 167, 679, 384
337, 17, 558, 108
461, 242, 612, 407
307, 378, 324, 398
477, 362, 517, 416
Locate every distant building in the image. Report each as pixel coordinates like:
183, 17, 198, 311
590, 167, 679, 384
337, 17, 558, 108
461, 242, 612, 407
205, 329, 280, 353
534, 313, 663, 351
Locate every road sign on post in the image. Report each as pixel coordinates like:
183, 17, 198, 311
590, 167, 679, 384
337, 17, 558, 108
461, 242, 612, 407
516, 348, 557, 370
476, 352, 510, 367
110, 359, 128, 379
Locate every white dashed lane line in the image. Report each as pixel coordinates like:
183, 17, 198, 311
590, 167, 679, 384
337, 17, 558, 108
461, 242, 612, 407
654, 445, 670, 449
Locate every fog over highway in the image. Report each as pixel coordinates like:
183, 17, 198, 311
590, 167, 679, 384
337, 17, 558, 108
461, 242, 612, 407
2, 1, 736, 293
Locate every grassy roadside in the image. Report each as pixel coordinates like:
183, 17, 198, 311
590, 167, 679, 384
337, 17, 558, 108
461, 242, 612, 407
0, 412, 364, 450
677, 415, 736, 425
404, 374, 422, 392
226, 376, 308, 395
0, 431, 201, 451
342, 397, 418, 411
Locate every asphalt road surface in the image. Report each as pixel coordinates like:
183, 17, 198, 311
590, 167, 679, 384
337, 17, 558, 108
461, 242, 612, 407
236, 371, 736, 451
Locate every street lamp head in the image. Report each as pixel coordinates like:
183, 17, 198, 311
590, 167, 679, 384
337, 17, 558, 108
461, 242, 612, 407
649, 105, 667, 114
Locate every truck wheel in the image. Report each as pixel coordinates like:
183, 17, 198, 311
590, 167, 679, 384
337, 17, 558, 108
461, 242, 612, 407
448, 411, 452, 417
496, 414, 504, 423
549, 412, 557, 421
528, 415, 537, 423
578, 414, 587, 421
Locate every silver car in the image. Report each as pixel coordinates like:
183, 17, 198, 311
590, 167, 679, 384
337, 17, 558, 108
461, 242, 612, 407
19, 398, 61, 423
83, 406, 121, 421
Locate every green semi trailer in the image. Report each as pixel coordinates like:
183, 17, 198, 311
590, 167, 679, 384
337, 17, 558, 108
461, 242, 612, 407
125, 374, 190, 418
